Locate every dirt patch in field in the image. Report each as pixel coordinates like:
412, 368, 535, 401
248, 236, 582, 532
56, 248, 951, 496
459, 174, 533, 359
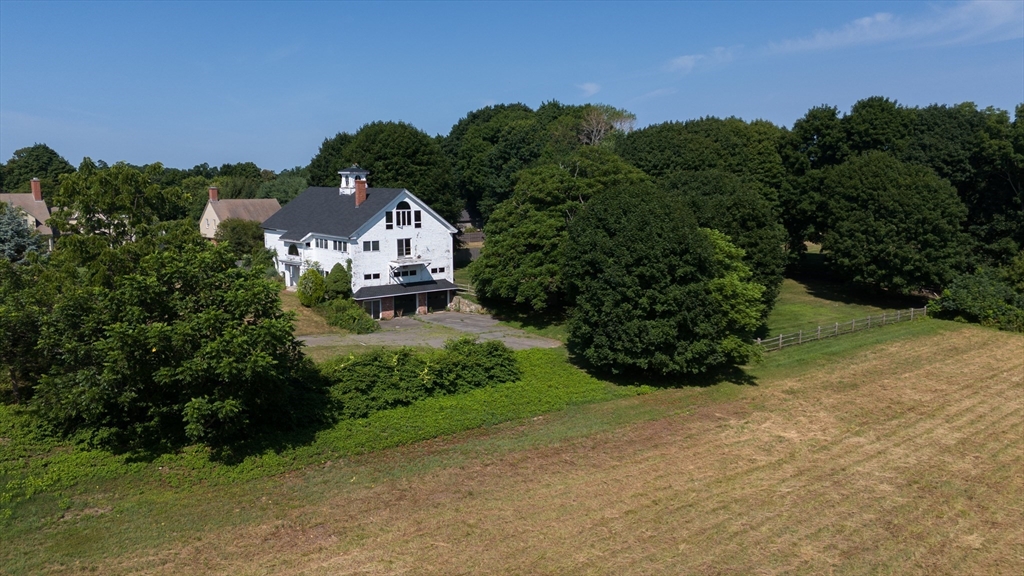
90, 329, 1024, 575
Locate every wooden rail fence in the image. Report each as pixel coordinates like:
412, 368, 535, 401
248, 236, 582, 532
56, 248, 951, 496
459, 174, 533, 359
756, 307, 928, 352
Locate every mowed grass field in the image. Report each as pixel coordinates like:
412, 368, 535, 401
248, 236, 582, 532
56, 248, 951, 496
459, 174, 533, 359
3, 320, 1021, 575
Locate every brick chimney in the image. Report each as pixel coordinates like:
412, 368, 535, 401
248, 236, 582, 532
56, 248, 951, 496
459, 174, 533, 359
355, 179, 367, 207
208, 186, 219, 202
30, 178, 42, 202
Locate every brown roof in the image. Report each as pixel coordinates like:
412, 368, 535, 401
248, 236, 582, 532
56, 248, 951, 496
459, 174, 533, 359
208, 199, 281, 223
0, 193, 54, 235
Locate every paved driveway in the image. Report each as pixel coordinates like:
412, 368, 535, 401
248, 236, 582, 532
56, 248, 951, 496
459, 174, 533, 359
300, 311, 561, 351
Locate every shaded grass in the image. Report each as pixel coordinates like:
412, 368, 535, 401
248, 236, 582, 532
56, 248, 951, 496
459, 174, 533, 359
763, 278, 926, 337
452, 265, 480, 305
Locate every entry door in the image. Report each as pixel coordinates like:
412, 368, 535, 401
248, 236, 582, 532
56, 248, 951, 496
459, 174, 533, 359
286, 265, 299, 286
363, 299, 381, 320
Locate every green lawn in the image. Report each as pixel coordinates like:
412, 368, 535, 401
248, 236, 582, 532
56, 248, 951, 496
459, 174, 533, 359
1, 273, 959, 573
763, 278, 926, 337
0, 316, 969, 574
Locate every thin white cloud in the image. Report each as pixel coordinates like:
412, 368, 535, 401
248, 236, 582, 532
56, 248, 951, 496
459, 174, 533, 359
577, 82, 601, 97
665, 46, 738, 74
767, 0, 1023, 54
631, 88, 677, 103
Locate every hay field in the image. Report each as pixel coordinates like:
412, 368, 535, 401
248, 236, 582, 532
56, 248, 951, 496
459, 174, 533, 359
62, 326, 1022, 575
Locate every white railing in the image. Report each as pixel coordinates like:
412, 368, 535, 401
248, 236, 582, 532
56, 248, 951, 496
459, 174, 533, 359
756, 307, 929, 352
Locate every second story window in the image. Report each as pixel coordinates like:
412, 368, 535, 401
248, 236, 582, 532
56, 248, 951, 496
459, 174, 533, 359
315, 238, 328, 249
414, 210, 422, 228
385, 211, 393, 230
332, 240, 347, 251
397, 238, 411, 257
362, 240, 379, 252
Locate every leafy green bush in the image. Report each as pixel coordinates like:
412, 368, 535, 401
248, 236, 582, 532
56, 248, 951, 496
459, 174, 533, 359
324, 261, 353, 300
297, 267, 326, 307
317, 298, 379, 334
929, 266, 1024, 332
319, 337, 521, 420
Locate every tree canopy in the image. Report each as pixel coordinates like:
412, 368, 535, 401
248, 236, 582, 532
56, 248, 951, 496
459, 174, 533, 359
564, 187, 764, 376
820, 152, 969, 293
0, 143, 75, 195
661, 170, 787, 316
469, 147, 651, 313
307, 122, 462, 224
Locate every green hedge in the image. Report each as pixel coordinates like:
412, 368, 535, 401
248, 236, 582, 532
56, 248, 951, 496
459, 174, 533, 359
319, 337, 521, 420
316, 298, 379, 334
930, 267, 1024, 332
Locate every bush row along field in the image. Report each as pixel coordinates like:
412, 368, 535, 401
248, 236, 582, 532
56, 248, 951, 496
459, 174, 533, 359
0, 347, 649, 530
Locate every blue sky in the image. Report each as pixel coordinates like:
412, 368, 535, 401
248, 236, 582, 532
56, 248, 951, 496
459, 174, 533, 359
1, 1, 1021, 172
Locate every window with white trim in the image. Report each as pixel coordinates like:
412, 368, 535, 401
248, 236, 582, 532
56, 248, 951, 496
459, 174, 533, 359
315, 238, 328, 249
332, 240, 347, 251
397, 238, 411, 257
362, 240, 379, 252
395, 201, 412, 227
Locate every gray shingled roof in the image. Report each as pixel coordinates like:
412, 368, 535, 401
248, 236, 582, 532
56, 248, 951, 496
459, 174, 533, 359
209, 198, 281, 223
262, 186, 405, 241
353, 279, 457, 300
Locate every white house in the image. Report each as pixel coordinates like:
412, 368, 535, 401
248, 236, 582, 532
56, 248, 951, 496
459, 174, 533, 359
262, 166, 459, 319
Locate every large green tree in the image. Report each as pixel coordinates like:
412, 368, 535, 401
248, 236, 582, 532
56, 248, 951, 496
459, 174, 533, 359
470, 147, 651, 313
27, 228, 319, 448
821, 152, 970, 293
307, 122, 461, 223
661, 170, 787, 316
616, 116, 786, 197
563, 187, 764, 376
48, 159, 188, 247
214, 218, 266, 259
0, 143, 75, 195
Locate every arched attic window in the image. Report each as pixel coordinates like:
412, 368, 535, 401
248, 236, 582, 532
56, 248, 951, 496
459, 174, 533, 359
394, 201, 413, 227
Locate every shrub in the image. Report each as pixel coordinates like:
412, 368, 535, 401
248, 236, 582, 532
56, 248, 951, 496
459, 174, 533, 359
929, 266, 1024, 332
297, 267, 326, 307
324, 261, 353, 300
317, 298, 379, 334
319, 337, 522, 420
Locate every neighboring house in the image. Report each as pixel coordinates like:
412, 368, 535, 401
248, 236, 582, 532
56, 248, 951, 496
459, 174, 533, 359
0, 178, 56, 249
262, 165, 459, 320
199, 186, 281, 240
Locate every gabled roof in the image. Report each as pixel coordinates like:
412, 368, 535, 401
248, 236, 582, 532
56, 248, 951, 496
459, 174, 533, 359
262, 186, 407, 241
0, 193, 54, 235
208, 199, 281, 223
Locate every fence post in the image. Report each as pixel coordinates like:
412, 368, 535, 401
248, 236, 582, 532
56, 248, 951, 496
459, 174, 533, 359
798, 330, 802, 344
817, 326, 821, 340
834, 322, 838, 336
898, 310, 901, 322
778, 333, 783, 350
910, 308, 914, 320
852, 319, 856, 332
